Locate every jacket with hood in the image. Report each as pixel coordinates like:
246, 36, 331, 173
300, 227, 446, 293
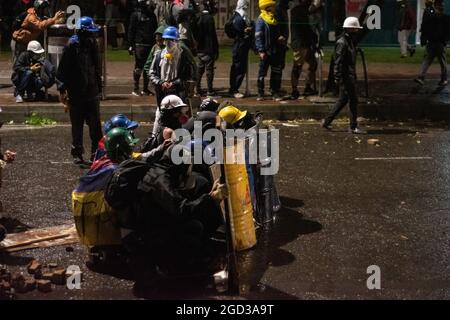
56, 35, 102, 104
12, 7, 58, 44
195, 10, 218, 57
128, 6, 158, 47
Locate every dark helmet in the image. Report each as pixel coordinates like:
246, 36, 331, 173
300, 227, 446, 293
76, 16, 100, 33
34, 0, 49, 10
104, 114, 139, 134
199, 98, 219, 112
105, 128, 139, 161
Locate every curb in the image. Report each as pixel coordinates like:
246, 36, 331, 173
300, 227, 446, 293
1, 98, 449, 123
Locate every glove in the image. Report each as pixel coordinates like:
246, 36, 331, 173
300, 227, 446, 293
209, 179, 229, 203
30, 63, 41, 73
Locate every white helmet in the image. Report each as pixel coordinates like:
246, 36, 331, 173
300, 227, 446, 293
27, 41, 45, 54
160, 95, 188, 111
343, 17, 363, 29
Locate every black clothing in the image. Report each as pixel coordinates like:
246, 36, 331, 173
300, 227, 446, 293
195, 11, 218, 57
183, 111, 218, 134
290, 2, 318, 49
56, 35, 102, 104
323, 78, 358, 130
57, 34, 103, 160
128, 7, 158, 48
420, 6, 447, 44
333, 32, 357, 82
69, 99, 103, 159
229, 12, 253, 94
324, 32, 359, 129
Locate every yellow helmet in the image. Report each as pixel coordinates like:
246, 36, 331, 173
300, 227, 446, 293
259, 0, 276, 10
218, 106, 247, 125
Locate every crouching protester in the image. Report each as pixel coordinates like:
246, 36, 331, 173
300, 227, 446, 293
12, 40, 56, 103
72, 128, 139, 250
102, 142, 227, 278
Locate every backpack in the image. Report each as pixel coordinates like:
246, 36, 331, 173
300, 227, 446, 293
12, 12, 28, 32
224, 12, 238, 39
104, 159, 151, 211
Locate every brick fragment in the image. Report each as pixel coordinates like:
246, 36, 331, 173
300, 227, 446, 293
51, 269, 66, 285
37, 280, 52, 293
27, 260, 42, 275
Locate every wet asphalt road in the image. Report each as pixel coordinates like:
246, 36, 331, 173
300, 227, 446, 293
1, 120, 450, 300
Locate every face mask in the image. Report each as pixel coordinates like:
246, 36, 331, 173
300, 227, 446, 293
165, 40, 177, 50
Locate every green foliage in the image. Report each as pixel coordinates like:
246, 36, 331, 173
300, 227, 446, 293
25, 112, 57, 126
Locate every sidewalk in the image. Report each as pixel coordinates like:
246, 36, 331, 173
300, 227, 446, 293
1, 60, 449, 123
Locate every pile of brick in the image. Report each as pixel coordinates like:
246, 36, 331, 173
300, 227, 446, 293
0, 260, 83, 299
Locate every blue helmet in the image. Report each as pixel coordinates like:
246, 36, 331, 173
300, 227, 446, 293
76, 16, 100, 33
104, 114, 139, 134
162, 26, 179, 40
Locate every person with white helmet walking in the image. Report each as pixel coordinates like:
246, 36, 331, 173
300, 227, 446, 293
322, 17, 365, 134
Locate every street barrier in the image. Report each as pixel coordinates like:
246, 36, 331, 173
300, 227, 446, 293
224, 140, 257, 252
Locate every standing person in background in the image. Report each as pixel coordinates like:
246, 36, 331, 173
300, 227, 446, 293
105, 0, 120, 49
290, 0, 319, 99
396, 0, 416, 58
12, 0, 64, 58
255, 0, 285, 101
195, 0, 219, 97
128, 0, 158, 96
149, 26, 195, 133
228, 0, 253, 99
143, 25, 166, 76
414, 0, 448, 87
57, 16, 103, 166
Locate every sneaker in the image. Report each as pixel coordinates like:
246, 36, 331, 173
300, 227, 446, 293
400, 55, 407, 58
348, 127, 366, 134
303, 87, 318, 96
141, 89, 153, 96
414, 78, 425, 86
321, 119, 332, 130
15, 94, 23, 103
206, 91, 217, 97
233, 92, 245, 99
131, 91, 140, 97
438, 80, 448, 87
290, 90, 300, 100
257, 94, 264, 101
73, 157, 84, 165
408, 47, 416, 57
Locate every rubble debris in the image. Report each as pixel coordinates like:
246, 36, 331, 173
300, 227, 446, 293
11, 273, 27, 293
51, 269, 66, 285
0, 271, 11, 282
367, 139, 380, 145
25, 279, 36, 292
27, 260, 42, 275
37, 280, 52, 293
42, 272, 54, 281
48, 263, 58, 269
